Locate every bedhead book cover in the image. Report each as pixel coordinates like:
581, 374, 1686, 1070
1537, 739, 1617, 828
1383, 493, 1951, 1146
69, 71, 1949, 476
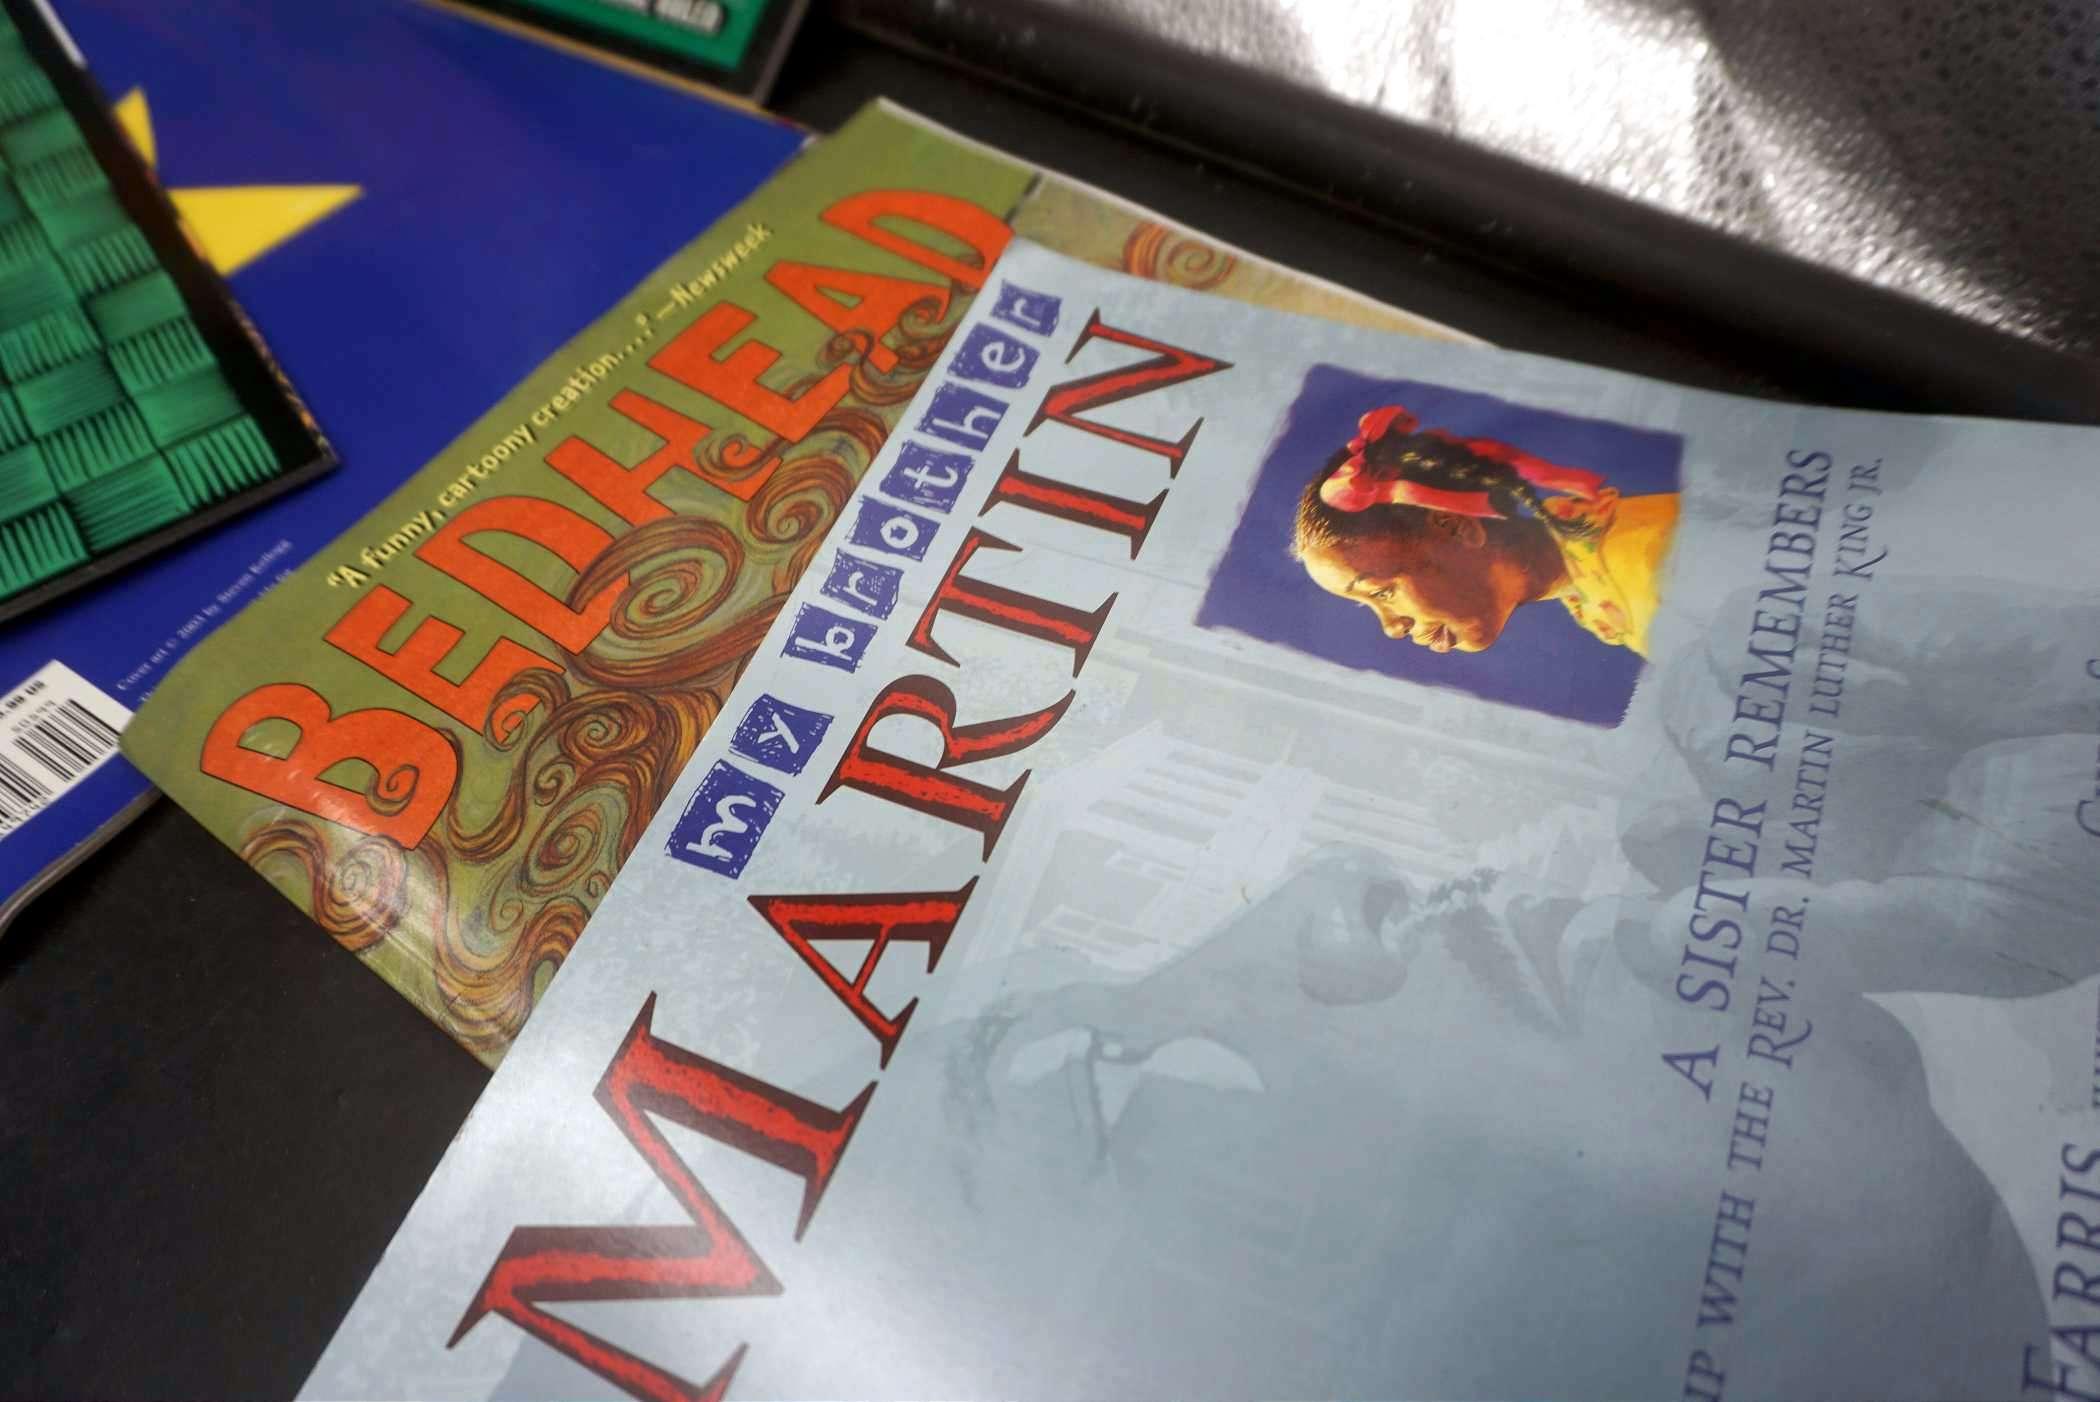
120, 98, 1466, 1066
0, 0, 801, 929
306, 241, 2100, 1402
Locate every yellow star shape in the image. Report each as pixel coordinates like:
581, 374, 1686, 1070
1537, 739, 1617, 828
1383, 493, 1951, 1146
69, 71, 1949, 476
112, 88, 361, 275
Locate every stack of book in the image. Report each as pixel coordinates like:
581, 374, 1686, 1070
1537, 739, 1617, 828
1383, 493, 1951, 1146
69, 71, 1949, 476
27, 4, 2100, 1398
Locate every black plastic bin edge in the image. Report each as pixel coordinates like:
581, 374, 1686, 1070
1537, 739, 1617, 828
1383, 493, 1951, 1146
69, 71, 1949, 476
839, 0, 2100, 426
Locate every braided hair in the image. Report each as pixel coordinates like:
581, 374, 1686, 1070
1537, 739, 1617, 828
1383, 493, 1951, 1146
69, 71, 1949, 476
1291, 430, 1600, 560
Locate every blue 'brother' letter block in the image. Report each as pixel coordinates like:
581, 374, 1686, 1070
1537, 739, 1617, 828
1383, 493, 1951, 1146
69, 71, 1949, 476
880, 441, 972, 513
990, 281, 1061, 336
783, 603, 875, 672
820, 548, 902, 619
918, 383, 1007, 451
948, 324, 1039, 389
847, 498, 939, 561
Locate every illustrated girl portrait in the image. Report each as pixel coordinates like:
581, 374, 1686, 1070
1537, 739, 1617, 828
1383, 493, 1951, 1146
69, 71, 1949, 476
1200, 367, 1685, 725
1296, 403, 1681, 656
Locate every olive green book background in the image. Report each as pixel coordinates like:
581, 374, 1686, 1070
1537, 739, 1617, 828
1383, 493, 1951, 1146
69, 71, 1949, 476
122, 100, 1463, 1065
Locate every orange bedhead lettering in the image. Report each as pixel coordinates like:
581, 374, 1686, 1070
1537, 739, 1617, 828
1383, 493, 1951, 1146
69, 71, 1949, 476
819, 188, 1010, 292
416, 496, 626, 655
199, 683, 455, 848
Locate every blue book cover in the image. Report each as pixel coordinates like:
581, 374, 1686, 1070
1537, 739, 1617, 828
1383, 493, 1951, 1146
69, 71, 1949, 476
0, 0, 801, 920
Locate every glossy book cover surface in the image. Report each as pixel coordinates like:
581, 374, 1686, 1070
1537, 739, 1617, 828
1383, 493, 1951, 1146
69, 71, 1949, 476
120, 100, 1461, 1064
310, 243, 2100, 1402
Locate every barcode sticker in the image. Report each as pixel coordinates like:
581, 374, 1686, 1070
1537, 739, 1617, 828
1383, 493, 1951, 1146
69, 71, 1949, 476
0, 661, 131, 839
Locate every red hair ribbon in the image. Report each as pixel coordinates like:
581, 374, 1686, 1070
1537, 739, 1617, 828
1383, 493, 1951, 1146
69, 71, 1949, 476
1320, 404, 1608, 518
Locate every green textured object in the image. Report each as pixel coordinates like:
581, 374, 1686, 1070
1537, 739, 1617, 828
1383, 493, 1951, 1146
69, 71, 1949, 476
86, 270, 184, 342
0, 106, 83, 167
0, 214, 47, 269
135, 367, 239, 446
0, 439, 54, 521
0, 499, 85, 599
0, 3, 321, 616
0, 305, 99, 381
16, 352, 123, 434
61, 452, 188, 551
14, 146, 105, 210
165, 416, 281, 508
0, 67, 57, 126
0, 386, 25, 452
58, 224, 154, 299
108, 317, 212, 394
33, 188, 127, 249
0, 249, 71, 328
39, 401, 155, 488
0, 35, 31, 85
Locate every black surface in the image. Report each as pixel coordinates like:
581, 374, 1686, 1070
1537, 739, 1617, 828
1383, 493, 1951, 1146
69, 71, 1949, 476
0, 801, 485, 1400
3, 3, 2094, 1399
845, 0, 2100, 425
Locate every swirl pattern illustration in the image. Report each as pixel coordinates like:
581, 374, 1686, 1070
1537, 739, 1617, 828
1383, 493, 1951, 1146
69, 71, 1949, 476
239, 297, 964, 1063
